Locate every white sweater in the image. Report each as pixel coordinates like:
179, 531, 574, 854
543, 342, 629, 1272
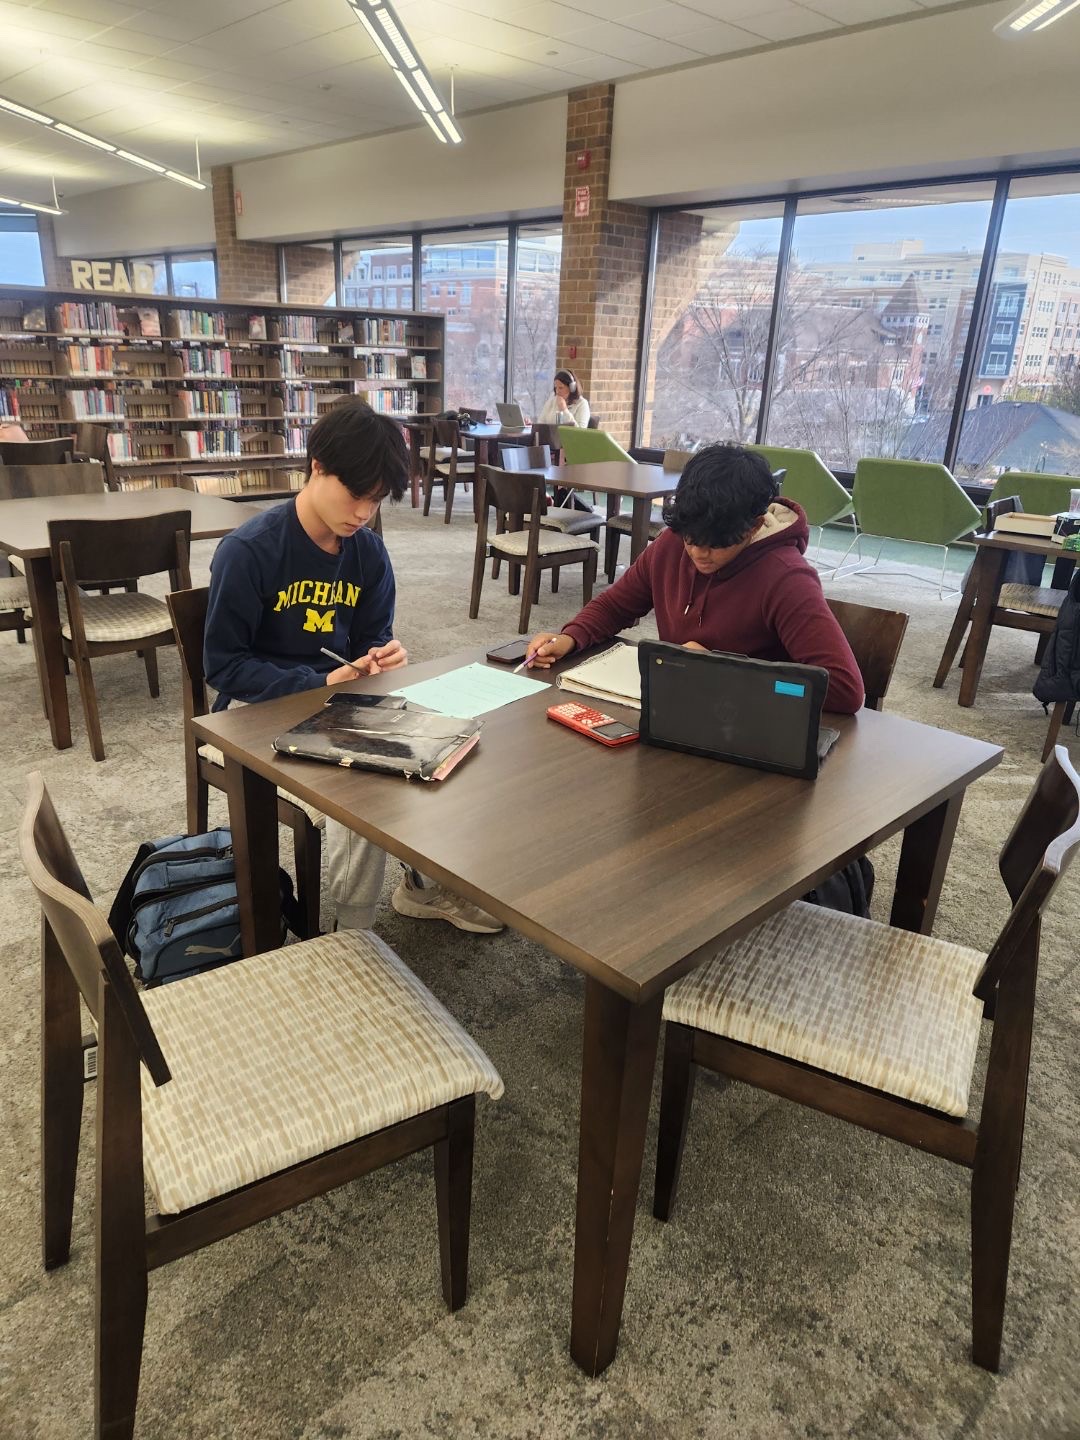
537, 394, 590, 428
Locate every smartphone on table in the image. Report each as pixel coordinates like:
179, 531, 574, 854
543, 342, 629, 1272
486, 639, 531, 665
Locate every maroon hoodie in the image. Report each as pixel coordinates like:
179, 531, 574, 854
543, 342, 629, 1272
562, 499, 864, 714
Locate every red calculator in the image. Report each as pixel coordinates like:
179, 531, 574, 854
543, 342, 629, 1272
547, 700, 639, 746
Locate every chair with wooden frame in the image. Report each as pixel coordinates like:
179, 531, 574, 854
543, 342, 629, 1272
423, 418, 477, 524
825, 598, 909, 711
0, 435, 76, 466
934, 495, 1067, 699
470, 465, 599, 633
500, 443, 605, 542
652, 746, 1080, 1373
72, 421, 120, 491
49, 511, 192, 762
19, 771, 503, 1440
166, 587, 324, 939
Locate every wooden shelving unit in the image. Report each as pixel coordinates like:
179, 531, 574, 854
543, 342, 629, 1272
0, 285, 445, 499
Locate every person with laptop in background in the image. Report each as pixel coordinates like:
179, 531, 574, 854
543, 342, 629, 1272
526, 443, 864, 714
534, 369, 590, 429
205, 398, 503, 935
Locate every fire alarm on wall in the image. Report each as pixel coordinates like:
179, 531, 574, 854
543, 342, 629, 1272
576, 150, 590, 170
568, 345, 577, 360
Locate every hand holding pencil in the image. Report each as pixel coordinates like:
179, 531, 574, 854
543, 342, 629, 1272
515, 632, 576, 672
322, 639, 409, 683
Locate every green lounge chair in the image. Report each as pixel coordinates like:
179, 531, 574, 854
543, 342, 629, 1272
847, 458, 982, 598
750, 445, 855, 572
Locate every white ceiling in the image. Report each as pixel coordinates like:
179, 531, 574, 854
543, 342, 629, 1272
0, 0, 1003, 203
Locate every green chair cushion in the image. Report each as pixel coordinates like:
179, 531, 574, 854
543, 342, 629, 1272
852, 459, 981, 546
750, 445, 854, 528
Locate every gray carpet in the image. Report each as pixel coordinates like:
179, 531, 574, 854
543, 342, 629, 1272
1, 496, 1078, 1440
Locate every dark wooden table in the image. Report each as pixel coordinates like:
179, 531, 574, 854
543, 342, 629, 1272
519, 461, 680, 566
401, 420, 533, 508
0, 488, 246, 750
933, 530, 1079, 706
192, 650, 1001, 1374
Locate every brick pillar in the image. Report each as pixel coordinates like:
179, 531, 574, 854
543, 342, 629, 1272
557, 84, 650, 445
212, 164, 279, 302
639, 211, 706, 446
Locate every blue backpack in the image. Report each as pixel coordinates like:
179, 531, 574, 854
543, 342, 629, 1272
107, 828, 303, 986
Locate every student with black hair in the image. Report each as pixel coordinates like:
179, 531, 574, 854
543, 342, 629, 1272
535, 369, 590, 429
205, 398, 503, 934
527, 442, 864, 714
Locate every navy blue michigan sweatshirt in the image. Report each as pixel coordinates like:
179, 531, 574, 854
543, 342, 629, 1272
204, 499, 395, 708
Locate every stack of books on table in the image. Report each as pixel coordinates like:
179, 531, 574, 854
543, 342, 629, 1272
994, 512, 1064, 541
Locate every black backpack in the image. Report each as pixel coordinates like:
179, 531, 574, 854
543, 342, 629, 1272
1034, 569, 1080, 708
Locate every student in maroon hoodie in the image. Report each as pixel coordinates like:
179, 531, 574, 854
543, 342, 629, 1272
527, 443, 864, 713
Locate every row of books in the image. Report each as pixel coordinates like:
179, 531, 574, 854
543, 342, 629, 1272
67, 390, 125, 419
179, 429, 243, 458
67, 346, 116, 376
284, 386, 319, 415
107, 433, 135, 461
177, 389, 243, 417
0, 387, 19, 419
355, 353, 424, 380
181, 350, 233, 376
359, 317, 414, 345
173, 309, 227, 339
189, 468, 305, 496
55, 302, 123, 335
360, 387, 418, 415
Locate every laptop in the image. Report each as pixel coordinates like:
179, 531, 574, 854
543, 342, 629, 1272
637, 641, 839, 781
496, 401, 529, 430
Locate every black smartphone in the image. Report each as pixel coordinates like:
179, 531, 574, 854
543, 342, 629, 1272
486, 639, 531, 665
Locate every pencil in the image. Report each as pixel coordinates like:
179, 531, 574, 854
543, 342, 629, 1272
320, 646, 360, 673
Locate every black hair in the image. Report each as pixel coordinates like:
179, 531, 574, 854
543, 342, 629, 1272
553, 369, 581, 401
306, 398, 408, 502
662, 444, 780, 549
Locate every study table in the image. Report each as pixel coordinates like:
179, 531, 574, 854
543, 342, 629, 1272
519, 461, 680, 566
401, 420, 533, 507
0, 488, 246, 751
933, 529, 1080, 706
193, 651, 1001, 1374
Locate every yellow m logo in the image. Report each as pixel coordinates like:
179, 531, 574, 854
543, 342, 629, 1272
302, 608, 335, 634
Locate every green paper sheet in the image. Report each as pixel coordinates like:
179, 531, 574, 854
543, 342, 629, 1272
393, 663, 548, 718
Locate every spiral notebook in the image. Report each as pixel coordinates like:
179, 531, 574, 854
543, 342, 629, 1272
555, 641, 642, 710
273, 693, 481, 782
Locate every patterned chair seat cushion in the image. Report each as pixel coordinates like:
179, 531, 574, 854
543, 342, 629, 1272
663, 900, 985, 1117
140, 928, 504, 1214
0, 574, 31, 611
540, 509, 604, 535
490, 529, 599, 558
606, 514, 666, 538
418, 445, 454, 462
998, 583, 1066, 619
60, 591, 171, 643
432, 458, 476, 474
197, 742, 326, 827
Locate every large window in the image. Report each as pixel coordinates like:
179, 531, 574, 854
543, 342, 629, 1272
421, 229, 507, 412
282, 241, 336, 306
0, 214, 45, 285
765, 183, 994, 472
641, 204, 784, 449
170, 251, 216, 299
510, 224, 562, 420
956, 175, 1080, 479
342, 237, 413, 309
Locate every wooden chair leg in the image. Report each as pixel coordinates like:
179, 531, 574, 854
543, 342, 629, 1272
1043, 701, 1068, 762
551, 567, 560, 594
41, 924, 84, 1271
444, 478, 455, 525
583, 548, 597, 606
508, 562, 521, 597
518, 554, 539, 633
143, 646, 160, 699
468, 540, 488, 621
1034, 632, 1050, 666
605, 529, 620, 585
293, 817, 322, 939
422, 472, 434, 517
16, 611, 27, 643
70, 644, 105, 762
653, 1022, 696, 1222
434, 1095, 475, 1312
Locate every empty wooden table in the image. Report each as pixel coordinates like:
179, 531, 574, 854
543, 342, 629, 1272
933, 530, 1079, 706
193, 651, 1000, 1375
0, 488, 247, 750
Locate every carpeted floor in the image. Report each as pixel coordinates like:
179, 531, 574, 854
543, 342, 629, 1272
0, 495, 1078, 1440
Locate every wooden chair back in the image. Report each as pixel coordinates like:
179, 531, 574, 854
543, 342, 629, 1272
587, 416, 600, 429
48, 510, 192, 589
825, 598, 909, 711
434, 418, 463, 449
983, 494, 1021, 533
166, 586, 210, 722
459, 407, 487, 422
0, 460, 105, 501
72, 422, 119, 490
975, 747, 1080, 1001
478, 464, 545, 528
19, 771, 170, 1085
532, 423, 561, 452
629, 447, 664, 464
0, 436, 75, 466
498, 445, 552, 473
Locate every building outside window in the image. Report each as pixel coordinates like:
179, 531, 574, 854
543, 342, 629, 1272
510, 224, 562, 420
341, 237, 413, 308
0, 213, 45, 285
421, 228, 508, 411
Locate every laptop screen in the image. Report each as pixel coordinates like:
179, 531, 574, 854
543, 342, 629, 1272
639, 644, 829, 778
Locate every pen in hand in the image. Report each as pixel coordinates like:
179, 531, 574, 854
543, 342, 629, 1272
512, 651, 534, 675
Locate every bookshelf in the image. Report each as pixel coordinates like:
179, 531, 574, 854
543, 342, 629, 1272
0, 285, 445, 499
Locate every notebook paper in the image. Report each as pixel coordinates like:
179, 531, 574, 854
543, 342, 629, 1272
393, 663, 548, 718
556, 642, 642, 710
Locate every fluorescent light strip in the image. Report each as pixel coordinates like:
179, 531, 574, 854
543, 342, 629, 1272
0, 93, 206, 187
346, 0, 462, 144
1034, 0, 1080, 25
0, 193, 63, 215
996, 0, 1080, 32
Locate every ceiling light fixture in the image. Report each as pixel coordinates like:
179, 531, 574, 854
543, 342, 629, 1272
995, 0, 1080, 35
0, 94, 206, 187
0, 192, 63, 215
346, 0, 462, 144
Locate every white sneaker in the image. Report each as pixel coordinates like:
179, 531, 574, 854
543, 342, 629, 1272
391, 871, 504, 934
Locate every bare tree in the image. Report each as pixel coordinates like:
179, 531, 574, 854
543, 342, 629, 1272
510, 279, 560, 419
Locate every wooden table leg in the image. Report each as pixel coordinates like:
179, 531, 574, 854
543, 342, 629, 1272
26, 555, 70, 750
890, 793, 964, 934
628, 498, 650, 565
223, 757, 282, 956
958, 547, 1007, 708
570, 978, 663, 1376
933, 561, 979, 688
407, 429, 421, 508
